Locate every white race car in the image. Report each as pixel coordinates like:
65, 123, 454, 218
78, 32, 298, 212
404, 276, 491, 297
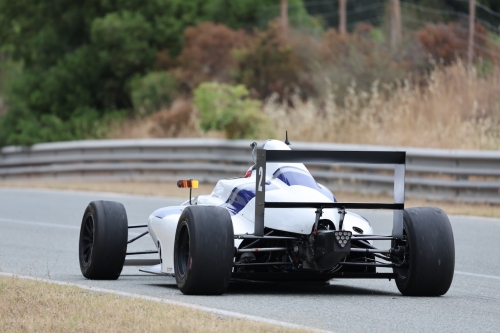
78, 139, 455, 296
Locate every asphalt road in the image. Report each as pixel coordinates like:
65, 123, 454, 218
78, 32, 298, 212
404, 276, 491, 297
1, 188, 499, 332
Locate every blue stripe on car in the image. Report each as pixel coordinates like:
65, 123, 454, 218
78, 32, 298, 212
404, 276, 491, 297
221, 166, 336, 215
274, 170, 319, 190
222, 182, 278, 216
273, 166, 336, 202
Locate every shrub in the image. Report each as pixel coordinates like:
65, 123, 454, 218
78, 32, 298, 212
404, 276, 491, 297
306, 23, 410, 103
130, 72, 179, 116
0, 1, 281, 146
232, 21, 312, 100
0, 105, 122, 146
417, 22, 491, 65
193, 82, 270, 139
149, 99, 194, 137
176, 22, 251, 91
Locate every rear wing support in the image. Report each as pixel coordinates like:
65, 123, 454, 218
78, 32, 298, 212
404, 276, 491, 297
254, 149, 406, 239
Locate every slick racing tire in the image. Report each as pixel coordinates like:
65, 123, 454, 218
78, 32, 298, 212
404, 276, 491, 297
79, 201, 128, 280
394, 207, 455, 296
174, 206, 234, 295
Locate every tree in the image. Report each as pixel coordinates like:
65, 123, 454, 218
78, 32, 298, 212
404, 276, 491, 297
0, 0, 282, 146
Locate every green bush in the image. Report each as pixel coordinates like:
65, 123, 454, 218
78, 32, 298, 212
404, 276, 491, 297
0, 0, 280, 146
130, 72, 178, 115
194, 82, 270, 139
0, 105, 123, 146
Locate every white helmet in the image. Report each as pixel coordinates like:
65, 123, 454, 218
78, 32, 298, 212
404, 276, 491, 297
262, 139, 291, 151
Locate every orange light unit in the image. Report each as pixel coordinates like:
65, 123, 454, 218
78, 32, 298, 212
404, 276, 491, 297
177, 179, 199, 189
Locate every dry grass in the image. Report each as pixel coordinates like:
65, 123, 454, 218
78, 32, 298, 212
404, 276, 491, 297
2, 180, 499, 218
110, 62, 500, 151
110, 99, 223, 140
0, 276, 308, 333
263, 61, 500, 150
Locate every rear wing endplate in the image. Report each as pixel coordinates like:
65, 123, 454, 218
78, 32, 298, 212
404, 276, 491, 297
254, 149, 406, 239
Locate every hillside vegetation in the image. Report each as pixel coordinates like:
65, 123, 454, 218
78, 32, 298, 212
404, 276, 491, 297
0, 0, 499, 149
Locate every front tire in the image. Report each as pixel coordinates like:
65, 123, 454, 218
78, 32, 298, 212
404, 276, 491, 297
395, 207, 455, 296
174, 206, 234, 295
79, 201, 128, 280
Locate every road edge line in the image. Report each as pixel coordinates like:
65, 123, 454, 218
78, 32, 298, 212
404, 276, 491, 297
454, 270, 500, 280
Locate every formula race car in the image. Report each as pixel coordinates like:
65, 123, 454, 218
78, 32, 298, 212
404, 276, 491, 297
78, 139, 455, 296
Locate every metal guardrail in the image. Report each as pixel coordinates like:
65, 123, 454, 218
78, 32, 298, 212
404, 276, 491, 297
1, 139, 499, 203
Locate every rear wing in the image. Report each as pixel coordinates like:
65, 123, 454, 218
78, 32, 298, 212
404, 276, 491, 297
254, 149, 406, 239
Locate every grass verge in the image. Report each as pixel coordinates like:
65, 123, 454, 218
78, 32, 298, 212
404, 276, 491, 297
111, 63, 500, 151
1, 180, 499, 219
0, 276, 309, 333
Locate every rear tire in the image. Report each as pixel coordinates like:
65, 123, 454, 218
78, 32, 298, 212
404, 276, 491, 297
395, 207, 455, 296
79, 201, 128, 280
174, 206, 234, 295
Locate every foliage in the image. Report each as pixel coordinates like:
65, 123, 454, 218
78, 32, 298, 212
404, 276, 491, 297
0, 58, 21, 116
417, 22, 491, 65
176, 22, 251, 91
194, 82, 270, 139
0, 0, 498, 146
490, 32, 500, 46
232, 22, 312, 100
201, 0, 284, 30
0, 105, 123, 146
260, 0, 327, 30
149, 99, 195, 138
0, 0, 282, 146
130, 72, 179, 116
293, 23, 412, 103
177, 20, 316, 100
264, 62, 500, 150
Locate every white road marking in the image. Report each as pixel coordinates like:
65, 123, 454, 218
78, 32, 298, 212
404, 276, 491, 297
0, 217, 79, 230
454, 271, 500, 280
451, 215, 500, 222
0, 272, 330, 333
0, 186, 180, 199
0, 217, 142, 236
